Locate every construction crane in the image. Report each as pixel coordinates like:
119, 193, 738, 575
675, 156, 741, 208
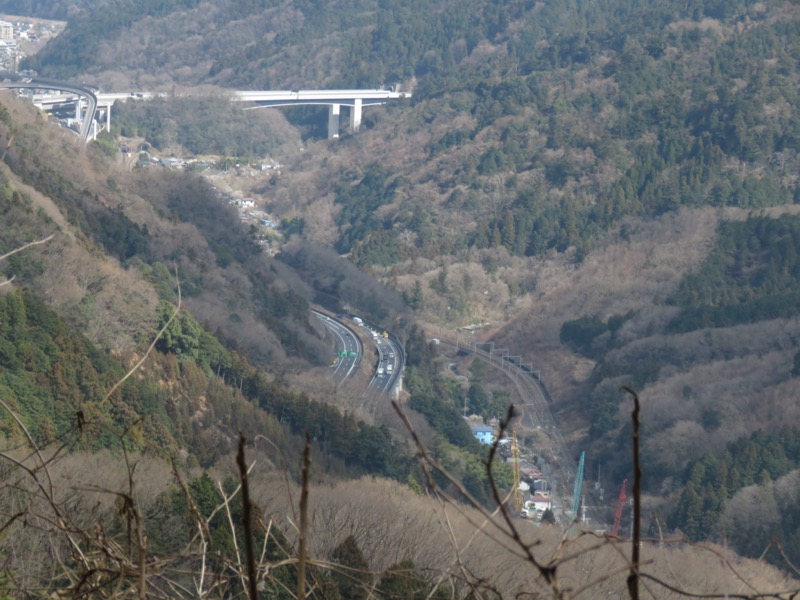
511, 427, 523, 513
571, 451, 585, 518
611, 479, 628, 536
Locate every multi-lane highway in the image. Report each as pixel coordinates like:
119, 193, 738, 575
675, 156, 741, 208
314, 310, 404, 399
313, 310, 404, 396
312, 310, 362, 384
364, 327, 403, 396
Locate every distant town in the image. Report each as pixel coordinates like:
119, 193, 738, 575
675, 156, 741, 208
0, 15, 64, 71
135, 151, 285, 254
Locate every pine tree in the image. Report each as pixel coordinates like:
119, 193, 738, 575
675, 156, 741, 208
331, 535, 371, 600
376, 559, 427, 599
408, 279, 424, 309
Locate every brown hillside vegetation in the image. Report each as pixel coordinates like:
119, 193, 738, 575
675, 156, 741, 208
0, 95, 333, 374
0, 100, 160, 350
2, 441, 797, 598
256, 474, 800, 598
491, 206, 800, 447
9, 0, 800, 589
0, 104, 795, 600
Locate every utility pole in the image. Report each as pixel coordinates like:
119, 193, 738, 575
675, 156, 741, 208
512, 427, 523, 513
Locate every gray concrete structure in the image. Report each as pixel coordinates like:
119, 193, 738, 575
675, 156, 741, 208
234, 89, 410, 139
0, 72, 97, 143
12, 79, 411, 142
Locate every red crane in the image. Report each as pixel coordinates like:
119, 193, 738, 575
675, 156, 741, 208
611, 479, 627, 536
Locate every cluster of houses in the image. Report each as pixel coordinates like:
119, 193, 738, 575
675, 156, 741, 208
134, 154, 213, 171
135, 154, 283, 178
519, 465, 553, 520
222, 196, 281, 254
229, 198, 277, 228
465, 416, 554, 522
0, 18, 62, 72
127, 150, 284, 254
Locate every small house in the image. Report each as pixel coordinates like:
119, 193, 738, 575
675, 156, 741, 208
525, 491, 552, 515
466, 421, 495, 445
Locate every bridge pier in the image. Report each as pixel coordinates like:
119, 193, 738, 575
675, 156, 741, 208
15, 85, 409, 144
350, 98, 362, 132
0, 75, 99, 144
328, 104, 340, 139
328, 100, 363, 139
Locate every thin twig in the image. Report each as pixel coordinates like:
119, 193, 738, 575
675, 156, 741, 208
296, 432, 311, 600
621, 386, 641, 600
217, 478, 246, 593
236, 433, 259, 600
488, 405, 559, 588
0, 233, 54, 263
392, 400, 532, 560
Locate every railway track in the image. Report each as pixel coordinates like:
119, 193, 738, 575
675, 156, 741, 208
437, 337, 579, 522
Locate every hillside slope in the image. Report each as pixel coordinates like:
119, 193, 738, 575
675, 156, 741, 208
0, 91, 413, 464
9, 0, 800, 573
0, 94, 333, 370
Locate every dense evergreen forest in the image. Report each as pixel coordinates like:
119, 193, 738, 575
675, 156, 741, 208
0, 284, 414, 476
38, 0, 799, 268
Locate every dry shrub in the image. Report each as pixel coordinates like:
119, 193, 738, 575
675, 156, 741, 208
0, 412, 798, 599
244, 457, 799, 598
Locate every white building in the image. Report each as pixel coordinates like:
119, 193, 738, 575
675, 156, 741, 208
0, 21, 13, 41
524, 491, 552, 516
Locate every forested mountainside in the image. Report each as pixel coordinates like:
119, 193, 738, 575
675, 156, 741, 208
0, 96, 326, 368
0, 95, 413, 475
0, 95, 540, 596
4, 0, 800, 592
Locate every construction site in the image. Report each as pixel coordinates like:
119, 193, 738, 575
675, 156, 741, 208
445, 335, 631, 534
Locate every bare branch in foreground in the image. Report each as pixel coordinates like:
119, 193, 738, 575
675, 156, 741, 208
621, 386, 642, 600
297, 432, 311, 600
237, 433, 259, 600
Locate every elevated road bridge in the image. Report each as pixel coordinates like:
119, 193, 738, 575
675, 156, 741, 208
0, 71, 97, 143
0, 71, 410, 142
233, 89, 410, 138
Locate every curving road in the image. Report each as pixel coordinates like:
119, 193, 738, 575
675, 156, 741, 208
312, 310, 362, 384
313, 310, 405, 414
365, 328, 403, 396
0, 71, 97, 143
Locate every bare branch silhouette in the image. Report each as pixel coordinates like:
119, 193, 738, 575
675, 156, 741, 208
296, 432, 311, 600
621, 386, 642, 600
236, 433, 259, 600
